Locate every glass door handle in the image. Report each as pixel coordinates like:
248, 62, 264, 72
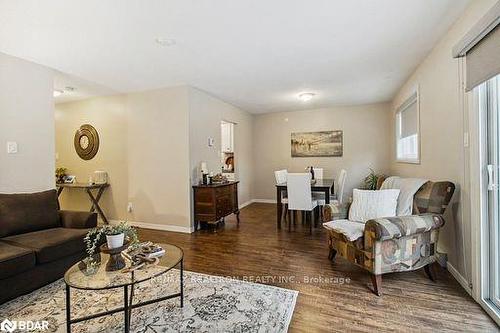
487, 164, 497, 191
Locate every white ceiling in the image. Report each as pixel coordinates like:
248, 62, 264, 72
0, 0, 469, 113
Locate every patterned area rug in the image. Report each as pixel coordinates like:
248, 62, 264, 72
0, 270, 298, 332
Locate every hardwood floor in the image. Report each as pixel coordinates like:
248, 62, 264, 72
138, 203, 499, 332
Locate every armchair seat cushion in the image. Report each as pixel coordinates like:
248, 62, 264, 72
3, 228, 88, 264
365, 213, 445, 241
323, 219, 365, 242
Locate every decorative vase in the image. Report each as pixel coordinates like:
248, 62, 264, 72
106, 233, 125, 249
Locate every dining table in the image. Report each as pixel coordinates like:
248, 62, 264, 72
275, 178, 335, 229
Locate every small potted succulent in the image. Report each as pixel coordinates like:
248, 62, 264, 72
84, 222, 138, 258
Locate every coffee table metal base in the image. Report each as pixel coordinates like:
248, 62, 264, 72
65, 259, 184, 333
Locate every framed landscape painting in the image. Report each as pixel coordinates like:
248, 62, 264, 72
291, 130, 343, 157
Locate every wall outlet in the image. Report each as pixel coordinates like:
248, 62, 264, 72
6, 141, 18, 154
127, 202, 133, 213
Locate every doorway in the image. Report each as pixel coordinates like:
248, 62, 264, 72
221, 120, 235, 181
476, 73, 500, 319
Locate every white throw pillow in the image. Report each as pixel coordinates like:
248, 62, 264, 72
348, 189, 400, 223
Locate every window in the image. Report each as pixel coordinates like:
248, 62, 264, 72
395, 90, 420, 163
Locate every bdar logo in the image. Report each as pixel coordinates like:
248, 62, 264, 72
0, 319, 16, 333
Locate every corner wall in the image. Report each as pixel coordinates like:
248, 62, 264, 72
188, 87, 254, 206
0, 53, 55, 193
55, 86, 192, 231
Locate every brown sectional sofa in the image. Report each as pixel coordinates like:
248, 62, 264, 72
0, 189, 97, 304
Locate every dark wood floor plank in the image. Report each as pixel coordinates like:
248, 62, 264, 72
138, 203, 498, 332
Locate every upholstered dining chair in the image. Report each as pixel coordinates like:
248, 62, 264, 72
313, 167, 324, 179
333, 169, 347, 204
287, 173, 318, 233
275, 169, 289, 224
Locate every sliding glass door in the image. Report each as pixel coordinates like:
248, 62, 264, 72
482, 73, 500, 310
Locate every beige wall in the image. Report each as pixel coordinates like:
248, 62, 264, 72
55, 96, 128, 220
0, 53, 55, 193
127, 87, 191, 229
389, 0, 497, 282
188, 87, 254, 206
252, 103, 392, 200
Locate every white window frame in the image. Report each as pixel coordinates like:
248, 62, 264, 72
395, 87, 420, 164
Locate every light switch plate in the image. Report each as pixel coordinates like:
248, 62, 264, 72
208, 137, 215, 147
7, 141, 18, 154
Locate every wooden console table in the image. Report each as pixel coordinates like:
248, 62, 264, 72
56, 183, 110, 224
192, 181, 240, 231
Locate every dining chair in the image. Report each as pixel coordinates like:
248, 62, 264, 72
287, 173, 318, 233
313, 167, 324, 180
334, 169, 347, 204
274, 169, 288, 184
274, 169, 289, 224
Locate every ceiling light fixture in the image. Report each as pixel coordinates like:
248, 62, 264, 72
155, 38, 176, 46
53, 90, 64, 97
298, 92, 315, 102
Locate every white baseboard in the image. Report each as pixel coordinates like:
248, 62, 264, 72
251, 199, 276, 204
109, 220, 193, 234
447, 262, 472, 295
239, 200, 253, 209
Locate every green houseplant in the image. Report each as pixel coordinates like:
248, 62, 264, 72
364, 168, 385, 190
84, 222, 138, 258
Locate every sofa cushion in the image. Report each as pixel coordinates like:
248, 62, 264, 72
0, 241, 36, 279
3, 228, 88, 264
0, 190, 61, 238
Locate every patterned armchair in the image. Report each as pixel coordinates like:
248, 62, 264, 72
323, 180, 455, 295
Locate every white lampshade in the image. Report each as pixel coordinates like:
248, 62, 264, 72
200, 162, 208, 173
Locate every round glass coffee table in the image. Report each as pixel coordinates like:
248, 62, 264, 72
64, 243, 184, 333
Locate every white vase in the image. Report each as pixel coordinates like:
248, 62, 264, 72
106, 233, 125, 249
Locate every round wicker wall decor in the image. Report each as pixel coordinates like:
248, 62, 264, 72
74, 124, 99, 160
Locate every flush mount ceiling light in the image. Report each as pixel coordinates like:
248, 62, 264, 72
298, 92, 315, 102
155, 37, 176, 46
53, 90, 64, 97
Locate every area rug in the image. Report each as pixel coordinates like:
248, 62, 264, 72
0, 270, 298, 332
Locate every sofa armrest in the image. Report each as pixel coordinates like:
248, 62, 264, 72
364, 213, 445, 242
322, 202, 351, 222
59, 210, 98, 229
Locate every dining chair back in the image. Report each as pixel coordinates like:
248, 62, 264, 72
313, 168, 324, 180
336, 169, 347, 203
274, 169, 288, 184
287, 173, 316, 211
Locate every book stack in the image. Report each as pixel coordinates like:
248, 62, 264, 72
123, 242, 165, 262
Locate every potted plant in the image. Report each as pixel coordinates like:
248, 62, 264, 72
84, 222, 138, 258
364, 168, 385, 190
55, 167, 67, 184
